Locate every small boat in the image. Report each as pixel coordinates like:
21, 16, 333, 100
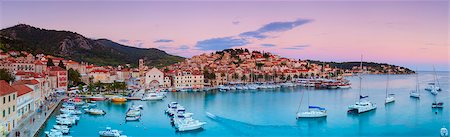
410, 71, 420, 98
173, 113, 206, 131
126, 109, 141, 117
53, 125, 70, 134
45, 129, 72, 137
348, 56, 377, 114
57, 114, 80, 121
384, 73, 395, 104
56, 119, 75, 126
111, 96, 127, 102
84, 108, 106, 115
89, 95, 107, 101
297, 106, 327, 118
432, 102, 444, 108
60, 108, 82, 115
337, 83, 351, 89
99, 127, 127, 137
441, 127, 448, 137
141, 93, 164, 101
125, 115, 141, 121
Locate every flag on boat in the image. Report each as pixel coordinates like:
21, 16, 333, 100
360, 95, 369, 99
309, 106, 326, 110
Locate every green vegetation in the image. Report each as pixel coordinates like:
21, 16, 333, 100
0, 69, 14, 83
47, 58, 55, 67
0, 24, 184, 67
68, 68, 82, 87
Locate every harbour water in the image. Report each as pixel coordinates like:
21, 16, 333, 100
39, 71, 449, 137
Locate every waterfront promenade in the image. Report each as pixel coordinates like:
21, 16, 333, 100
8, 95, 64, 137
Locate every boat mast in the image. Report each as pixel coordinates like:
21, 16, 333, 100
433, 65, 439, 88
416, 69, 419, 94
359, 55, 363, 101
386, 70, 389, 98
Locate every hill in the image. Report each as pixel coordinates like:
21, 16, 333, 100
0, 24, 184, 67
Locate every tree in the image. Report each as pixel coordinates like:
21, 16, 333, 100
232, 73, 239, 80
280, 75, 286, 81
293, 74, 298, 79
0, 69, 14, 83
68, 68, 81, 86
264, 74, 270, 81
47, 58, 55, 67
299, 73, 304, 78
241, 75, 247, 82
287, 75, 292, 81
58, 60, 66, 69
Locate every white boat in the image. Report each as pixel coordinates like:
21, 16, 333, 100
141, 93, 164, 101
441, 127, 448, 137
410, 71, 420, 98
56, 119, 75, 126
297, 106, 327, 118
347, 55, 377, 114
125, 115, 141, 121
426, 66, 442, 92
432, 102, 444, 108
126, 109, 141, 117
53, 125, 70, 134
57, 114, 80, 121
84, 108, 106, 115
384, 73, 395, 104
99, 127, 127, 137
45, 129, 72, 137
338, 83, 351, 89
60, 108, 82, 115
173, 113, 206, 131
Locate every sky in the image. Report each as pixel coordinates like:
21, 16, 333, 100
1, 0, 448, 71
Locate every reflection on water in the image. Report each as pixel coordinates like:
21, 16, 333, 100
38, 72, 450, 137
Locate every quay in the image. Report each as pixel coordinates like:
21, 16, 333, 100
8, 96, 64, 137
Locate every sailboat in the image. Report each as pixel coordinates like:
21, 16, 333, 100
347, 55, 377, 114
426, 66, 441, 94
410, 70, 420, 98
296, 91, 327, 118
385, 71, 395, 104
432, 92, 444, 108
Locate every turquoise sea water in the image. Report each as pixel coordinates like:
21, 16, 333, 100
39, 71, 449, 137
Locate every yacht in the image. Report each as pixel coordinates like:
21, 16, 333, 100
410, 71, 420, 98
297, 106, 327, 118
53, 125, 70, 134
57, 114, 80, 121
84, 108, 106, 115
384, 72, 395, 104
441, 127, 448, 137
426, 66, 442, 92
347, 55, 377, 114
296, 89, 327, 118
173, 113, 206, 131
111, 96, 127, 102
99, 127, 127, 137
141, 93, 164, 101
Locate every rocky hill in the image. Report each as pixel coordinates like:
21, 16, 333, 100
0, 24, 184, 67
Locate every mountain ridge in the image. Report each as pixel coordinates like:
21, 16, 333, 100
0, 24, 184, 67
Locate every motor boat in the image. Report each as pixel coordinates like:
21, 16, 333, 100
89, 95, 107, 101
165, 102, 184, 116
130, 105, 143, 110
430, 88, 439, 95
385, 94, 395, 104
126, 109, 141, 117
141, 93, 164, 101
337, 83, 351, 89
57, 114, 80, 121
173, 113, 206, 131
441, 127, 448, 137
348, 100, 377, 113
296, 106, 327, 118
111, 96, 127, 102
99, 127, 127, 137
60, 108, 82, 115
56, 119, 76, 126
84, 108, 106, 115
53, 125, 70, 134
125, 115, 141, 121
425, 83, 442, 92
45, 129, 72, 137
432, 102, 444, 108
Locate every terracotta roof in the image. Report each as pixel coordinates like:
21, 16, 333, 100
0, 80, 17, 96
49, 66, 66, 71
12, 84, 33, 96
90, 69, 109, 73
13, 79, 39, 85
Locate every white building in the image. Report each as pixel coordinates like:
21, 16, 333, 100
144, 68, 164, 88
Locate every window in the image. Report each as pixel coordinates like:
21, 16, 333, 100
13, 106, 15, 112
2, 97, 4, 104
8, 95, 10, 102
2, 110, 5, 117
8, 107, 10, 114
13, 94, 15, 100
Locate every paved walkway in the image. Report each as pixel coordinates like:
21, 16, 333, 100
9, 96, 64, 137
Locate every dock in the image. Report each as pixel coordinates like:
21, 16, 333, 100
8, 96, 64, 137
